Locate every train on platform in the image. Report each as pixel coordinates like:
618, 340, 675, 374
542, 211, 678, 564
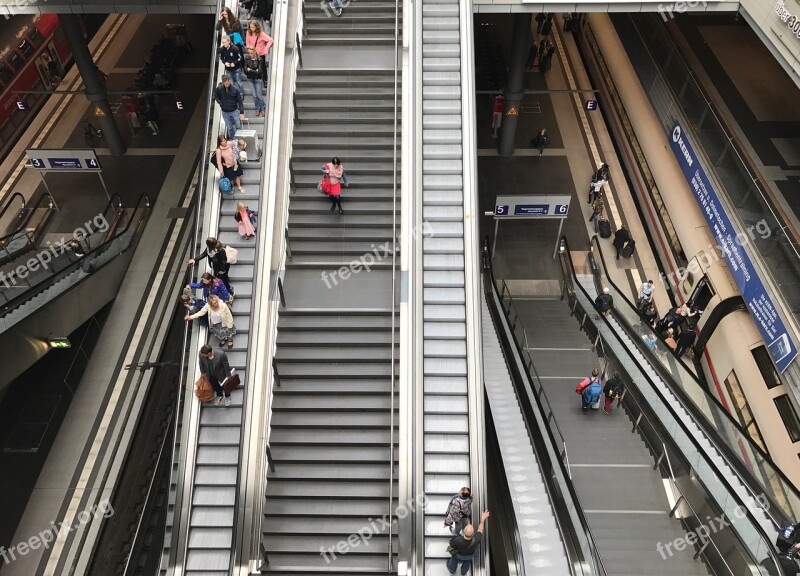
0, 15, 74, 160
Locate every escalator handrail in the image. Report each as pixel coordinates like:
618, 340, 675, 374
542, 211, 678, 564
0, 193, 150, 316
482, 242, 608, 576
485, 403, 525, 576
588, 233, 800, 526
0, 191, 57, 247
0, 191, 27, 234
559, 235, 788, 574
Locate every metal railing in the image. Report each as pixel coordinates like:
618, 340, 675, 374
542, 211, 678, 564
386, 0, 402, 565
483, 240, 607, 576
614, 13, 800, 321
588, 234, 800, 530
558, 236, 787, 575
0, 191, 58, 266
0, 192, 149, 320
162, 0, 225, 573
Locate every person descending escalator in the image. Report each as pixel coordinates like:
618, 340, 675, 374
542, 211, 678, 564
602, 372, 624, 415
576, 369, 602, 413
188, 236, 235, 296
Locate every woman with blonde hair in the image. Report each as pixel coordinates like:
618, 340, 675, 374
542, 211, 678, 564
234, 201, 257, 239
184, 294, 237, 349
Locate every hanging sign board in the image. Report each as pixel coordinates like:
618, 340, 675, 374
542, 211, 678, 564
494, 195, 570, 218
27, 149, 101, 172
669, 120, 797, 372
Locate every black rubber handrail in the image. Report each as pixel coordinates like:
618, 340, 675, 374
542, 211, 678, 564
560, 235, 789, 575
0, 192, 57, 249
482, 238, 607, 576
589, 233, 800, 526
0, 193, 150, 316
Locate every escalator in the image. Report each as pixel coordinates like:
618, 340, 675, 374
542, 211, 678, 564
0, 193, 150, 332
414, 0, 491, 570
558, 235, 799, 575
160, 3, 266, 574
0, 192, 57, 266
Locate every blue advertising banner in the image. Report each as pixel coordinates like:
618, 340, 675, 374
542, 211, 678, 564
669, 120, 797, 372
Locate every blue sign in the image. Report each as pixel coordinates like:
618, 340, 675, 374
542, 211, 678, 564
84, 158, 100, 170
586, 100, 598, 111
515, 204, 549, 215
495, 205, 509, 216
48, 158, 82, 169
669, 120, 797, 372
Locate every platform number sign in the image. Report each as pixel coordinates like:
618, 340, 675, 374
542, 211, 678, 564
30, 157, 45, 169
555, 204, 568, 215
585, 100, 598, 111
495, 205, 509, 216
86, 158, 99, 169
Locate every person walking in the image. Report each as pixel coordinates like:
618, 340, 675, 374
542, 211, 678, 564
594, 287, 613, 319
187, 273, 233, 306
602, 372, 624, 414
234, 201, 257, 239
215, 135, 245, 194
323, 157, 348, 214
538, 40, 554, 73
446, 511, 490, 575
612, 226, 630, 260
675, 329, 696, 358
588, 198, 604, 233
242, 47, 267, 117
638, 280, 655, 311
218, 34, 244, 95
185, 294, 237, 349
198, 344, 235, 406
214, 75, 245, 141
188, 236, 234, 294
530, 128, 548, 156
576, 369, 602, 413
444, 487, 473, 536
581, 377, 603, 413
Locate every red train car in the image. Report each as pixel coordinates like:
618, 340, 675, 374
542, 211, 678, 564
0, 15, 73, 159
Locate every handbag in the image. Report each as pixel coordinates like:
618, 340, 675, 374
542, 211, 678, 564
446, 545, 457, 556
222, 372, 241, 393
318, 174, 331, 195
194, 374, 214, 403
224, 245, 238, 264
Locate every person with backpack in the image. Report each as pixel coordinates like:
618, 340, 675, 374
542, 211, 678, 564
444, 487, 473, 535
217, 7, 244, 41
576, 369, 602, 413
602, 372, 624, 414
215, 135, 245, 194
447, 511, 490, 575
188, 237, 234, 295
594, 287, 613, 319
198, 344, 234, 407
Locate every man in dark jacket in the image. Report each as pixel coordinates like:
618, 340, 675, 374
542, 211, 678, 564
612, 226, 630, 260
594, 287, 613, 319
675, 329, 696, 359
199, 345, 234, 406
447, 511, 490, 575
214, 75, 245, 140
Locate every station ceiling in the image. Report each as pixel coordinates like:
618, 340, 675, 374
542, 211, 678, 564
0, 1, 218, 14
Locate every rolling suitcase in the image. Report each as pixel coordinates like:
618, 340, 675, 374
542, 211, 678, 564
598, 219, 611, 239
622, 239, 636, 259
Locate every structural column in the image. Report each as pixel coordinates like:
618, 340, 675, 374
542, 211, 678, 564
498, 13, 532, 157
60, 15, 125, 156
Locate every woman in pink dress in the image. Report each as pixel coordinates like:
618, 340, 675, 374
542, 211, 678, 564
234, 201, 257, 238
